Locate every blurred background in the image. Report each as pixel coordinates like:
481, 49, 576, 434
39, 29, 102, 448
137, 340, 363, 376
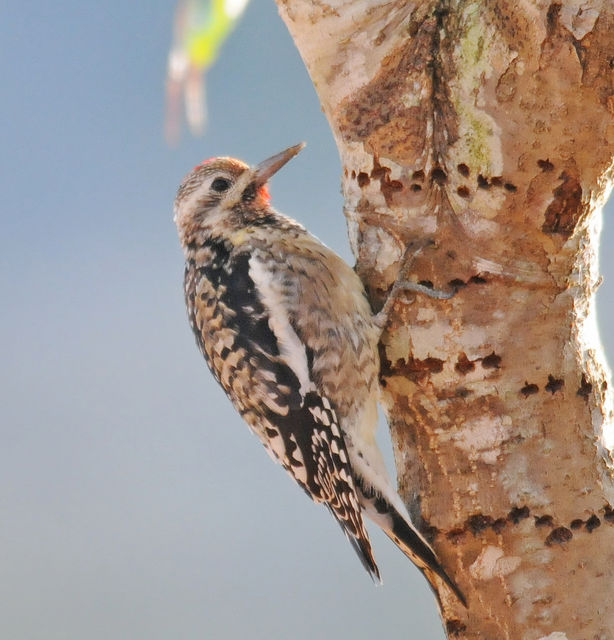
2, 2, 612, 639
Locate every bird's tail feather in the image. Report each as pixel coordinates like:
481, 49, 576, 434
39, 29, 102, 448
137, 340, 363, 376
328, 505, 382, 584
359, 485, 466, 606
386, 507, 466, 607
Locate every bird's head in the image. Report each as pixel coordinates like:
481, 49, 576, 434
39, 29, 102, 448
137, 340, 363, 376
174, 142, 305, 245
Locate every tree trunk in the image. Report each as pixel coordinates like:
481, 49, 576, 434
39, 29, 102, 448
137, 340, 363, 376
275, 1, 614, 637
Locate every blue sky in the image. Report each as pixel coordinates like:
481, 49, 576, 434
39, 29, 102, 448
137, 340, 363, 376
2, 2, 613, 639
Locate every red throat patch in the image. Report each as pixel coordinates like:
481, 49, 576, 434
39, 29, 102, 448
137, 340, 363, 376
258, 185, 271, 204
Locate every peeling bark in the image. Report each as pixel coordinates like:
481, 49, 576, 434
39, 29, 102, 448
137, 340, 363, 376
276, 0, 614, 638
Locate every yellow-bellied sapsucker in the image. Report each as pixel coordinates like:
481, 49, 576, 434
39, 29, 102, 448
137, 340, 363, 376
174, 143, 465, 606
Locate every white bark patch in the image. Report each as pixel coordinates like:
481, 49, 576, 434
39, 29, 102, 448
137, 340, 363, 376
501, 453, 548, 506
459, 208, 502, 236
537, 634, 570, 640
370, 227, 401, 272
416, 307, 436, 323
559, 3, 599, 40
450, 415, 513, 464
409, 320, 454, 360
453, 326, 491, 360
509, 566, 556, 620
469, 545, 521, 580
386, 325, 412, 363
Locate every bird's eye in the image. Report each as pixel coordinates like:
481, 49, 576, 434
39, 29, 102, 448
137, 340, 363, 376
211, 177, 231, 192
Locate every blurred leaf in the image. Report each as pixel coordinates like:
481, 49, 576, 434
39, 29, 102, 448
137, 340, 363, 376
165, 0, 249, 144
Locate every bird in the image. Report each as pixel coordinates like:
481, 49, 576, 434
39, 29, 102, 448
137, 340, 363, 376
173, 142, 465, 607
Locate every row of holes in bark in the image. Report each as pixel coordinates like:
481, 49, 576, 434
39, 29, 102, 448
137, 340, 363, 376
350, 157, 555, 194
352, 166, 519, 195
383, 350, 594, 403
455, 351, 501, 374
455, 378, 592, 400
521, 374, 604, 398
436, 504, 614, 548
379, 349, 497, 384
416, 275, 487, 291
352, 159, 554, 192
455, 356, 593, 399
455, 356, 565, 393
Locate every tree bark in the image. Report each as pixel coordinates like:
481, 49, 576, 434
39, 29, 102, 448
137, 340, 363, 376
275, 1, 614, 638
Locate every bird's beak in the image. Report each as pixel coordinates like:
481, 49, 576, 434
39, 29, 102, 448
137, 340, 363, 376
253, 142, 306, 186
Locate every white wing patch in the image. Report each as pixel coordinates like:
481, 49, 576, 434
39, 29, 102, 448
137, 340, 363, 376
249, 255, 314, 397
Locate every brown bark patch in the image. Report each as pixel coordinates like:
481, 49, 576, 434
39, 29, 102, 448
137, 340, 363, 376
508, 505, 530, 523
378, 342, 445, 384
538, 158, 555, 172
448, 278, 467, 289
356, 172, 370, 187
545, 374, 564, 394
392, 356, 444, 382
542, 171, 585, 236
534, 514, 555, 527
431, 166, 448, 185
455, 353, 475, 375
446, 620, 467, 636
368, 157, 406, 205
337, 14, 458, 164
577, 374, 593, 400
492, 518, 507, 533
446, 528, 467, 544
579, 12, 614, 95
520, 382, 539, 397
482, 352, 502, 369
466, 513, 495, 534
585, 514, 601, 532
477, 174, 490, 189
545, 526, 573, 545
